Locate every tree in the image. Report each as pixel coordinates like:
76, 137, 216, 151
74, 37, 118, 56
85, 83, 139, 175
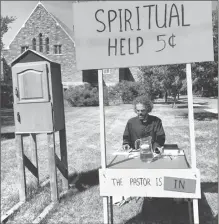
0, 15, 16, 50
140, 9, 218, 101
1, 16, 16, 108
139, 65, 167, 100
191, 9, 218, 97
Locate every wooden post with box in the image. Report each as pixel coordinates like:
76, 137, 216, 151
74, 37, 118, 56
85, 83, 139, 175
11, 49, 69, 203
72, 1, 214, 223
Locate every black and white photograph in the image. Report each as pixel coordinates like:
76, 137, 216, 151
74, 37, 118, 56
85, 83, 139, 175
1, 1, 218, 223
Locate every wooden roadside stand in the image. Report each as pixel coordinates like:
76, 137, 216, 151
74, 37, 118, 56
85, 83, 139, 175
2, 50, 69, 223
73, 1, 214, 224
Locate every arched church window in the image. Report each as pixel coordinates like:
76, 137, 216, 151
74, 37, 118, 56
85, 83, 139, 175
39, 33, 43, 52
45, 37, 49, 54
32, 38, 36, 51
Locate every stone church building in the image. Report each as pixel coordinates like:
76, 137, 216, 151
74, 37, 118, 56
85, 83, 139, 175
2, 1, 140, 89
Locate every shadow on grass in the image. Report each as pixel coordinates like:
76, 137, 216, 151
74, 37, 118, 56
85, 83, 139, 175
177, 105, 209, 109
68, 169, 217, 224
154, 100, 185, 105
69, 168, 100, 192
1, 132, 15, 139
1, 132, 30, 140
177, 112, 218, 121
125, 182, 218, 224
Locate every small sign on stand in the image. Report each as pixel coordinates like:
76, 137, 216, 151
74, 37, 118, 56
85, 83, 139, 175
72, 1, 214, 224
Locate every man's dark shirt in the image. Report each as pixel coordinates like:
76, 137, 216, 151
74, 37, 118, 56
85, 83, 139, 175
123, 115, 165, 150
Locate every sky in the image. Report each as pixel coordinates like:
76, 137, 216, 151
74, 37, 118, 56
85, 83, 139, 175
1, 1, 218, 49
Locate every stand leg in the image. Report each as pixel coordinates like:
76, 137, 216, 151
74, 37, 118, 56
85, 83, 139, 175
30, 133, 39, 187
47, 133, 59, 202
193, 199, 199, 224
188, 199, 193, 224
103, 197, 109, 224
16, 134, 27, 202
59, 128, 69, 191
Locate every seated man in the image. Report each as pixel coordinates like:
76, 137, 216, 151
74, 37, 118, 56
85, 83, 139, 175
123, 95, 165, 152
114, 96, 183, 206
113, 96, 165, 206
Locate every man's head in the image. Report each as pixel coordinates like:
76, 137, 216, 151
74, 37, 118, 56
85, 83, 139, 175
133, 96, 153, 121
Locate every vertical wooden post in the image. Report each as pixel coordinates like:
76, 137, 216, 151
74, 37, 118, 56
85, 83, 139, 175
98, 69, 109, 224
193, 199, 199, 224
186, 63, 197, 169
187, 63, 199, 224
47, 132, 59, 202
16, 134, 27, 202
30, 133, 39, 187
59, 127, 69, 191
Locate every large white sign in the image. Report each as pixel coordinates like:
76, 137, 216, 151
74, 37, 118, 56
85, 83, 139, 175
99, 169, 201, 198
73, 1, 214, 70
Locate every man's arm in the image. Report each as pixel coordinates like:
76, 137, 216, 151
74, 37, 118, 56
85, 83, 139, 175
153, 119, 165, 150
123, 122, 131, 147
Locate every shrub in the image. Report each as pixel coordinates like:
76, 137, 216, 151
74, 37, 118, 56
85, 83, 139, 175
64, 83, 108, 107
1, 85, 13, 108
108, 81, 151, 104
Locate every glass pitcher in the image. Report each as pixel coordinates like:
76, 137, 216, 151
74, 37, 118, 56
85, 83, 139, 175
135, 136, 153, 162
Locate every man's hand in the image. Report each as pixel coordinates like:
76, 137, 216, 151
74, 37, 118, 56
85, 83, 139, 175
122, 144, 130, 151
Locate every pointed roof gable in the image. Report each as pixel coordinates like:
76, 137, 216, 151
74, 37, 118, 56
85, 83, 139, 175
42, 2, 75, 44
10, 49, 57, 66
8, 1, 75, 48
50, 14, 74, 42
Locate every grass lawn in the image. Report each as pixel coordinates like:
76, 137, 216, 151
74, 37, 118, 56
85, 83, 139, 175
1, 101, 218, 224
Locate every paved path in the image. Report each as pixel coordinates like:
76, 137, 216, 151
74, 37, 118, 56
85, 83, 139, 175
178, 96, 218, 114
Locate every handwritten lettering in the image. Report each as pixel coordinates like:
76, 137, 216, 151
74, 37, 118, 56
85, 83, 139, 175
108, 37, 143, 56
174, 179, 186, 189
94, 3, 191, 56
130, 178, 151, 186
95, 4, 190, 33
156, 177, 163, 186
111, 178, 123, 186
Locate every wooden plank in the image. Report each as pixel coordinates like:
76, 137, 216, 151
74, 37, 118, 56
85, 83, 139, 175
32, 202, 56, 224
47, 132, 59, 202
186, 63, 197, 169
59, 128, 69, 191
99, 169, 201, 199
98, 69, 107, 169
55, 154, 68, 179
103, 197, 109, 224
24, 155, 38, 179
40, 178, 50, 188
16, 134, 27, 202
193, 199, 200, 224
30, 133, 39, 186
98, 69, 108, 224
1, 202, 24, 224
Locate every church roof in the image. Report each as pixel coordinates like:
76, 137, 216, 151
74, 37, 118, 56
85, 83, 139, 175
8, 1, 75, 48
51, 14, 74, 41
